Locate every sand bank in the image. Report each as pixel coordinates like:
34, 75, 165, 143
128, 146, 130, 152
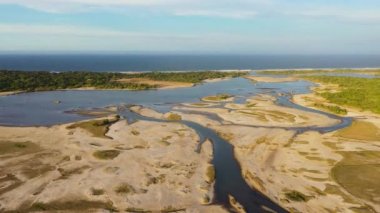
0, 115, 222, 212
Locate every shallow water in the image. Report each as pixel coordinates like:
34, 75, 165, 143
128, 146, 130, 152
0, 77, 312, 126
0, 76, 352, 212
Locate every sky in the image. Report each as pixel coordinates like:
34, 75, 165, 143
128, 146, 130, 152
0, 0, 380, 54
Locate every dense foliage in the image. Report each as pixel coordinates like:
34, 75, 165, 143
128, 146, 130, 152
0, 70, 247, 92
257, 69, 380, 75
126, 71, 247, 83
305, 76, 380, 114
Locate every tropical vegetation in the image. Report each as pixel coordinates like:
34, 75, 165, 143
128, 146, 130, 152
0, 70, 248, 92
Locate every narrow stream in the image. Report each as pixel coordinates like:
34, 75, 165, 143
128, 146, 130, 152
0, 76, 354, 213
119, 92, 353, 213
120, 109, 287, 213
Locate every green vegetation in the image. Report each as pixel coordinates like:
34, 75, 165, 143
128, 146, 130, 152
27, 200, 117, 212
331, 151, 380, 203
126, 71, 247, 83
285, 190, 311, 202
256, 69, 380, 75
160, 205, 186, 213
313, 103, 347, 115
93, 150, 120, 160
166, 113, 182, 121
0, 141, 40, 155
335, 120, 380, 141
202, 93, 233, 102
91, 188, 105, 196
205, 165, 216, 184
304, 76, 380, 114
125, 207, 152, 212
67, 116, 119, 138
0, 70, 247, 92
115, 183, 136, 194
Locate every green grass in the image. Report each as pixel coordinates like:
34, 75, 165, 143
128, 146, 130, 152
313, 103, 347, 115
67, 116, 119, 138
166, 113, 182, 121
256, 69, 380, 75
202, 93, 233, 102
27, 200, 117, 212
205, 165, 216, 184
304, 76, 380, 114
0, 141, 40, 155
335, 120, 380, 141
93, 150, 120, 160
331, 151, 380, 203
285, 190, 311, 202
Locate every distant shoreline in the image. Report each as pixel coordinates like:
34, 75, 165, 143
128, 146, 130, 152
1, 67, 380, 73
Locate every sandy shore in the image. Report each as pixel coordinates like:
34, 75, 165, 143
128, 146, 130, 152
1, 80, 380, 212
0, 91, 24, 97
170, 93, 380, 213
0, 115, 227, 212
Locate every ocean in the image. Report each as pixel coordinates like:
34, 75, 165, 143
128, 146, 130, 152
0, 54, 380, 72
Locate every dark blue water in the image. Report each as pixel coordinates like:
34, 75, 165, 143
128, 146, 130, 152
1, 54, 380, 71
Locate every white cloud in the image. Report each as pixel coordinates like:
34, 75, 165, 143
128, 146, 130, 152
296, 9, 380, 23
0, 0, 267, 15
0, 0, 186, 13
174, 10, 257, 19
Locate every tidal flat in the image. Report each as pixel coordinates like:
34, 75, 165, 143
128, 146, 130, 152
0, 69, 379, 213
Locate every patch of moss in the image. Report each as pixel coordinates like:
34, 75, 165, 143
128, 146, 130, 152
202, 93, 233, 102
26, 200, 117, 212
115, 183, 136, 194
67, 116, 119, 139
91, 188, 105, 196
167, 113, 182, 121
93, 150, 120, 160
285, 190, 311, 202
331, 151, 380, 203
313, 103, 347, 115
0, 141, 40, 155
126, 207, 152, 212
335, 121, 380, 141
205, 165, 216, 184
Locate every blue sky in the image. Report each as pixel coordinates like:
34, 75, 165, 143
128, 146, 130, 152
0, 0, 380, 54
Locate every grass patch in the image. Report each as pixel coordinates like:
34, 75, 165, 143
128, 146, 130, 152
166, 113, 182, 121
160, 205, 186, 213
331, 151, 380, 203
27, 200, 117, 212
126, 207, 152, 212
91, 188, 105, 196
131, 130, 140, 135
93, 150, 120, 160
335, 120, 380, 141
67, 116, 119, 139
115, 183, 136, 194
256, 69, 380, 76
202, 93, 233, 102
285, 190, 311, 202
205, 165, 216, 184
313, 103, 347, 115
0, 141, 40, 155
304, 76, 380, 114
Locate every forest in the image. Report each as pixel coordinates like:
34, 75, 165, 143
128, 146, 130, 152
0, 70, 247, 92
305, 76, 380, 114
